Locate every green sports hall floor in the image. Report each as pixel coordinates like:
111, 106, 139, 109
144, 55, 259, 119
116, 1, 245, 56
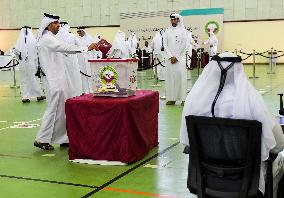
0, 64, 283, 198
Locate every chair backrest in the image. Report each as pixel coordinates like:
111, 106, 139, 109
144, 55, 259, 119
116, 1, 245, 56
186, 115, 262, 198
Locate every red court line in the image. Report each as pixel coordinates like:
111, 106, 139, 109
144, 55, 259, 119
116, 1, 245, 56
103, 187, 177, 198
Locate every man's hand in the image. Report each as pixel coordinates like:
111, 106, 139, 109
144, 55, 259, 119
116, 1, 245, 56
88, 43, 99, 51
170, 57, 178, 64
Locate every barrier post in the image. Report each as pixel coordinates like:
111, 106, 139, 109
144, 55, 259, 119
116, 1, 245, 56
196, 49, 201, 77
10, 56, 19, 89
249, 49, 259, 79
267, 47, 275, 74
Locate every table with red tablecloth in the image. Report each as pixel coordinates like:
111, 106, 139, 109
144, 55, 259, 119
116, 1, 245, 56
65, 90, 159, 163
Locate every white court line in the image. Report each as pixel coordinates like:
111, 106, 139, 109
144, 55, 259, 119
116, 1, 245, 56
0, 126, 11, 131
13, 119, 41, 124
143, 164, 158, 169
0, 118, 41, 131
10, 123, 40, 129
70, 159, 127, 166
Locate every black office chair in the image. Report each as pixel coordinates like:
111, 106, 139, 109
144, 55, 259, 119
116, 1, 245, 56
185, 115, 277, 198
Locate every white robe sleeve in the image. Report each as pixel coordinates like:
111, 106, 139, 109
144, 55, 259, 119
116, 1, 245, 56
204, 38, 210, 45
175, 31, 187, 62
43, 35, 88, 54
163, 30, 173, 60
271, 123, 284, 154
212, 37, 218, 47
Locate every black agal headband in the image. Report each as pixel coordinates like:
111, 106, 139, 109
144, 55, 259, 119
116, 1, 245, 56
44, 13, 60, 20
170, 14, 179, 19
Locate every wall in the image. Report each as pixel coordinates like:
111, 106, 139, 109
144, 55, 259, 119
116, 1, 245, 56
1, 0, 284, 29
224, 20, 284, 63
1, 0, 284, 63
1, 20, 284, 63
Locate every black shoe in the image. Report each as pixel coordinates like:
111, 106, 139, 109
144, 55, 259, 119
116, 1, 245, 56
22, 99, 30, 103
60, 143, 69, 147
34, 141, 54, 150
166, 101, 176, 105
37, 96, 46, 101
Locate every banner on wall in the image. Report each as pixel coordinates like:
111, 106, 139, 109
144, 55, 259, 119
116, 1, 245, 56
120, 8, 224, 53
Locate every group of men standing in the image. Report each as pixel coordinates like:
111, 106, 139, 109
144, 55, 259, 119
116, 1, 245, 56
15, 21, 105, 104
12, 12, 219, 150
14, 13, 99, 150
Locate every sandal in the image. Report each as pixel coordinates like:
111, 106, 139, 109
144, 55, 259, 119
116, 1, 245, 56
34, 141, 54, 150
37, 96, 46, 102
22, 99, 30, 103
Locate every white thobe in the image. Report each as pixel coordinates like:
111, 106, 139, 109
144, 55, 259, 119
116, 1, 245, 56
61, 34, 82, 97
164, 27, 188, 102
204, 34, 218, 57
77, 35, 94, 94
36, 31, 87, 144
186, 32, 198, 58
186, 33, 198, 80
151, 37, 166, 81
108, 46, 131, 58
77, 52, 93, 93
18, 55, 42, 99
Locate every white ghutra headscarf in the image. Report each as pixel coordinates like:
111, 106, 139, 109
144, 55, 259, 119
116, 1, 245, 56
77, 26, 94, 46
108, 30, 130, 57
36, 13, 60, 43
169, 13, 185, 29
15, 26, 36, 62
94, 33, 102, 43
57, 22, 73, 44
127, 32, 138, 55
151, 29, 165, 53
180, 52, 276, 162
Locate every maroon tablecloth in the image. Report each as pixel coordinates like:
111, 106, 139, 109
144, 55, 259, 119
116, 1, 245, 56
65, 90, 159, 163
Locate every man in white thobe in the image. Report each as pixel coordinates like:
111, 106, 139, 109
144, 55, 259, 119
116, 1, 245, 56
108, 30, 131, 58
34, 13, 98, 150
128, 32, 138, 57
141, 41, 152, 53
203, 29, 218, 58
186, 29, 199, 81
141, 41, 152, 68
186, 28, 199, 66
57, 22, 82, 97
164, 13, 188, 106
77, 26, 95, 93
15, 26, 45, 103
180, 52, 284, 197
93, 33, 103, 59
151, 29, 166, 81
